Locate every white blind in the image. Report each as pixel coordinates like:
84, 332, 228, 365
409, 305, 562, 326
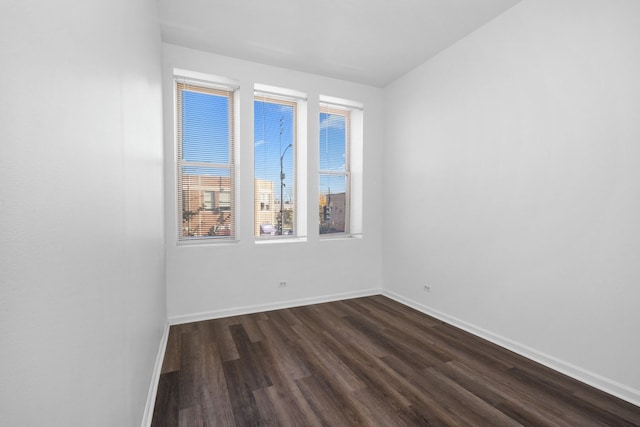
176, 81, 236, 241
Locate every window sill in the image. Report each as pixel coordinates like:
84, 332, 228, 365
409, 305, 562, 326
319, 233, 362, 241
177, 238, 239, 247
255, 236, 308, 245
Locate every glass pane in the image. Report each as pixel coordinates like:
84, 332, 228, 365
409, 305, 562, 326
203, 191, 214, 210
181, 167, 232, 238
218, 191, 231, 210
319, 174, 347, 234
254, 98, 295, 237
319, 112, 346, 172
181, 89, 230, 164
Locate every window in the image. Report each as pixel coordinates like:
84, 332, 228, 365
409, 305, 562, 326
260, 192, 271, 211
254, 87, 305, 238
176, 79, 236, 241
218, 191, 231, 211
319, 104, 350, 235
204, 190, 231, 211
203, 191, 215, 211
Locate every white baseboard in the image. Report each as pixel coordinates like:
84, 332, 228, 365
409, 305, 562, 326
382, 289, 640, 407
168, 288, 382, 325
140, 321, 170, 427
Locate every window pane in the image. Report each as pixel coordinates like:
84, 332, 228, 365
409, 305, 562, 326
181, 90, 230, 164
254, 97, 296, 237
218, 191, 231, 210
319, 174, 347, 234
181, 167, 232, 238
203, 191, 214, 210
320, 112, 346, 172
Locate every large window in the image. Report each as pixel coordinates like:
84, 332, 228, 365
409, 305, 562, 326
176, 79, 236, 241
319, 104, 351, 235
254, 89, 302, 238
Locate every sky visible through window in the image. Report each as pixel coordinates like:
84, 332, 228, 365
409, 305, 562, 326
182, 90, 230, 167
181, 91, 348, 203
254, 99, 295, 204
320, 112, 347, 195
181, 93, 346, 196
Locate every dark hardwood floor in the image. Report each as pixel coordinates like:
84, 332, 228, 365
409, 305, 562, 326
151, 295, 640, 426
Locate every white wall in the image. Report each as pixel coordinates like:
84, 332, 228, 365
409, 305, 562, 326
383, 0, 640, 404
0, 1, 165, 425
163, 44, 384, 320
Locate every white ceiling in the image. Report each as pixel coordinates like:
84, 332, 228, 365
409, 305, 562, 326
157, 0, 521, 87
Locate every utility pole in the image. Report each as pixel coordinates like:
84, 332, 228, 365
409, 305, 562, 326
279, 116, 292, 235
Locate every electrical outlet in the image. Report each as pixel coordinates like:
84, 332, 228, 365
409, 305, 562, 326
279, 281, 287, 288
423, 284, 431, 292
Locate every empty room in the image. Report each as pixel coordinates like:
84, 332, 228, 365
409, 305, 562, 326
1, 0, 639, 426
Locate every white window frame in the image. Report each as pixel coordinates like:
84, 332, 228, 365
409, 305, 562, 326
319, 95, 363, 238
174, 71, 240, 243
254, 84, 307, 242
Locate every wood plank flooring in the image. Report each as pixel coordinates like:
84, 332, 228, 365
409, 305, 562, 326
151, 295, 640, 426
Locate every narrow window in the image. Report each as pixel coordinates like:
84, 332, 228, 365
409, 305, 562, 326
319, 105, 350, 235
254, 89, 302, 238
176, 80, 236, 241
